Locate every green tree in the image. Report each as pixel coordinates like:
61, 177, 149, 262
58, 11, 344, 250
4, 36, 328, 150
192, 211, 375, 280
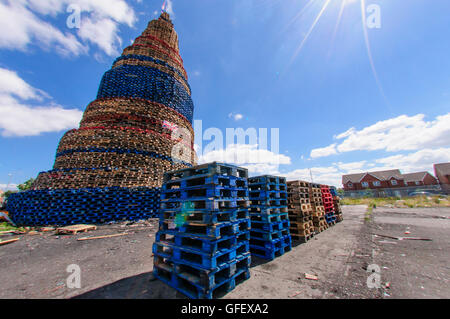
3, 190, 17, 201
17, 178, 35, 191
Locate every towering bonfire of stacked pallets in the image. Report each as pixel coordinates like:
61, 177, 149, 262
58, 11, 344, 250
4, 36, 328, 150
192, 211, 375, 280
153, 163, 251, 299
287, 181, 315, 243
6, 12, 196, 226
330, 187, 343, 223
320, 185, 336, 226
309, 183, 327, 233
248, 176, 292, 260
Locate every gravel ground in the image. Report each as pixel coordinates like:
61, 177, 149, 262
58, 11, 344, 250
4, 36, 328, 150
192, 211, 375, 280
369, 207, 450, 299
0, 205, 448, 299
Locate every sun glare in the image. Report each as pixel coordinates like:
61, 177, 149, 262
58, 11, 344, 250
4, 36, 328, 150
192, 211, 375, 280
286, 0, 388, 104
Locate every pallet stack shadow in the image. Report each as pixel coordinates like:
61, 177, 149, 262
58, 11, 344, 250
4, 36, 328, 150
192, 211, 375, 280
330, 187, 343, 223
153, 162, 251, 299
309, 183, 328, 233
7, 12, 196, 226
320, 185, 336, 226
248, 176, 292, 260
287, 181, 315, 243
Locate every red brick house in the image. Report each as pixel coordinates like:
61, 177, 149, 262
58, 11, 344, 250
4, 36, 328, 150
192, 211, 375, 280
434, 163, 450, 194
402, 172, 439, 187
343, 169, 439, 197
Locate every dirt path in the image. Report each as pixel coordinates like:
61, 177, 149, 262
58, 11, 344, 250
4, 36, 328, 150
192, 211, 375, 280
226, 205, 368, 299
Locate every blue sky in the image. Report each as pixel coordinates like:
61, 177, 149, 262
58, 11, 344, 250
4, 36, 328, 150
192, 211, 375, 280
0, 0, 449, 189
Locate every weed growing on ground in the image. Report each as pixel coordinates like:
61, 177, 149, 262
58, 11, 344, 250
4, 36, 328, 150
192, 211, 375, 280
341, 195, 450, 208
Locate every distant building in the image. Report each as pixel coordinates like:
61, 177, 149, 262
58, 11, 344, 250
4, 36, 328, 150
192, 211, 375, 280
434, 163, 450, 195
342, 169, 439, 198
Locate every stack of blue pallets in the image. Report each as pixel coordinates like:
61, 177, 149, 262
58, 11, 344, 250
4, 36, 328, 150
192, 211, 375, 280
153, 162, 251, 299
330, 186, 343, 223
7, 187, 161, 226
248, 175, 292, 260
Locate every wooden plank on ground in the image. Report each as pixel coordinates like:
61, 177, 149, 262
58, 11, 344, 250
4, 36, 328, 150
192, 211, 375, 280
77, 233, 129, 241
0, 238, 19, 246
56, 224, 97, 235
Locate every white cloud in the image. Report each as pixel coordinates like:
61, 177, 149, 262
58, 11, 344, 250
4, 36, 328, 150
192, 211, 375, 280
310, 143, 337, 158
282, 167, 342, 186
311, 113, 450, 158
0, 0, 136, 57
335, 160, 367, 173
0, 183, 18, 191
374, 148, 450, 173
0, 68, 47, 100
0, 67, 83, 137
78, 17, 121, 56
228, 113, 244, 121
0, 1, 86, 56
282, 148, 450, 187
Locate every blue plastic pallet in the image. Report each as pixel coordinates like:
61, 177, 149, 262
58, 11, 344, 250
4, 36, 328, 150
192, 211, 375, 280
250, 241, 292, 261
158, 219, 250, 240
97, 64, 194, 123
250, 212, 288, 223
249, 190, 287, 199
162, 186, 249, 200
153, 242, 237, 270
163, 175, 248, 191
250, 228, 290, 241
249, 206, 288, 215
164, 162, 248, 183
7, 187, 161, 226
157, 232, 237, 255
251, 219, 290, 232
161, 198, 249, 211
160, 208, 249, 225
154, 264, 249, 299
250, 198, 287, 207
248, 175, 286, 185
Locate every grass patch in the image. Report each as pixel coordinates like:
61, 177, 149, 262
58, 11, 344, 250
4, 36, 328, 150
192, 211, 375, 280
0, 222, 26, 233
341, 195, 450, 208
365, 206, 373, 222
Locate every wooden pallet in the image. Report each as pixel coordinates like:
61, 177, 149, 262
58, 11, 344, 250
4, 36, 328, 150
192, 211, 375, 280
56, 224, 97, 235
291, 233, 313, 243
314, 226, 326, 233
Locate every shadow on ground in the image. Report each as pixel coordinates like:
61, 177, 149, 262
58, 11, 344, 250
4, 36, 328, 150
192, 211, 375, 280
73, 246, 304, 299
72, 272, 186, 299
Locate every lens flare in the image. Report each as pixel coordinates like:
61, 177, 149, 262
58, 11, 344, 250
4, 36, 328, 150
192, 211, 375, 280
290, 0, 331, 64
360, 0, 389, 106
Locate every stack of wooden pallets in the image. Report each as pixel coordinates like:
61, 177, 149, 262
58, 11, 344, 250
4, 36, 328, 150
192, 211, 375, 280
287, 180, 314, 243
7, 12, 196, 226
153, 162, 251, 299
248, 176, 292, 260
309, 183, 327, 233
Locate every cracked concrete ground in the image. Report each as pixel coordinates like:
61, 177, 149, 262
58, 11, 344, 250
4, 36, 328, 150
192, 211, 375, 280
0, 205, 447, 299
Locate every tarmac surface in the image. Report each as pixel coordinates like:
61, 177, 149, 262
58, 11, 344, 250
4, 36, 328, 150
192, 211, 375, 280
0, 205, 448, 299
